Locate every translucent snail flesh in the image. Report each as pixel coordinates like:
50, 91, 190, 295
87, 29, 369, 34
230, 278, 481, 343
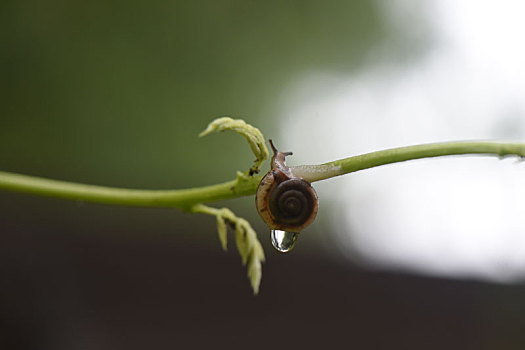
256, 140, 318, 232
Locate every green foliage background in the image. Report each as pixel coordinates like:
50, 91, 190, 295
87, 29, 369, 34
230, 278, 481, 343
0, 0, 388, 188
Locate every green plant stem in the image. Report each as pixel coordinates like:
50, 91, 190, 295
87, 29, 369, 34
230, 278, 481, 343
291, 141, 525, 182
1, 141, 524, 207
0, 171, 261, 209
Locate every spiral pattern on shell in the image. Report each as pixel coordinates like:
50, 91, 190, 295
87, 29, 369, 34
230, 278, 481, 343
269, 178, 315, 226
256, 170, 318, 232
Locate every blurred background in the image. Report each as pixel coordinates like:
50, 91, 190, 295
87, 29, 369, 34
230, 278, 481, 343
1, 0, 525, 348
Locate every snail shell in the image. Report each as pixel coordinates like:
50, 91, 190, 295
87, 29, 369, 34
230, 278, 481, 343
256, 140, 318, 232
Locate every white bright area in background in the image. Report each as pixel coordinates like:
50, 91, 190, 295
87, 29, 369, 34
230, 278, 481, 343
279, 0, 525, 281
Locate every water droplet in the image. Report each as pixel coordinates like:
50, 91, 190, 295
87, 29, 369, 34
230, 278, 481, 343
271, 230, 299, 253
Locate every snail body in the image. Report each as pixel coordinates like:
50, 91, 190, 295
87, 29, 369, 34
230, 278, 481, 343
256, 140, 318, 232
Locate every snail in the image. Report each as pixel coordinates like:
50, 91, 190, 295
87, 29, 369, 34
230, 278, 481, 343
256, 140, 319, 232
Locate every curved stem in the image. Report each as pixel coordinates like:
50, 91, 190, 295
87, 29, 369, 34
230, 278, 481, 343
0, 171, 261, 208
291, 141, 525, 182
1, 141, 524, 207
